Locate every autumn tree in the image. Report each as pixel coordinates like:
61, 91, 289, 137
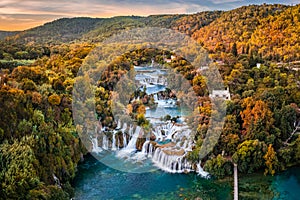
264, 144, 278, 175
240, 98, 274, 141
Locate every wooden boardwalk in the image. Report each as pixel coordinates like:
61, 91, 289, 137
234, 163, 238, 200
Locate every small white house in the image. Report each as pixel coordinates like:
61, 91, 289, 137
209, 88, 231, 100
256, 63, 261, 68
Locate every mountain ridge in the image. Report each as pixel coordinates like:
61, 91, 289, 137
1, 3, 299, 62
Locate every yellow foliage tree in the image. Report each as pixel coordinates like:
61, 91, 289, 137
48, 94, 61, 106
264, 144, 278, 175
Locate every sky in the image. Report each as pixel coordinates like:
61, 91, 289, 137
0, 0, 298, 31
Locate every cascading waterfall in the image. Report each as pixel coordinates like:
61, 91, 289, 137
92, 137, 102, 153
196, 162, 210, 178
128, 124, 134, 137
122, 123, 128, 148
92, 120, 203, 174
152, 148, 192, 173
127, 126, 140, 150
141, 140, 154, 157
154, 94, 158, 101
149, 143, 153, 155
112, 132, 117, 150
116, 125, 141, 159
141, 141, 150, 154
136, 122, 196, 173
102, 134, 108, 150
89, 65, 210, 176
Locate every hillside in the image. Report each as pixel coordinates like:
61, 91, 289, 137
171, 11, 223, 36
1, 4, 299, 62
250, 4, 300, 61
4, 15, 186, 44
3, 12, 223, 45
192, 4, 288, 53
7, 17, 102, 44
1, 4, 299, 64
82, 16, 146, 42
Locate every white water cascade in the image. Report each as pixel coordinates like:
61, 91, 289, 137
116, 126, 141, 159
138, 122, 195, 173
89, 65, 210, 176
91, 137, 102, 153
102, 134, 108, 150
122, 123, 128, 148
152, 148, 192, 173
196, 162, 210, 178
92, 120, 198, 174
141, 140, 154, 157
112, 132, 117, 150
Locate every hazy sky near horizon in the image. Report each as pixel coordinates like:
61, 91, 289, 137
0, 0, 298, 31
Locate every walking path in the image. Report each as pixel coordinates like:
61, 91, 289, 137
234, 163, 238, 200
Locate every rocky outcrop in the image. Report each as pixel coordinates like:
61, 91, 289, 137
136, 137, 146, 151
162, 148, 185, 156
150, 132, 156, 141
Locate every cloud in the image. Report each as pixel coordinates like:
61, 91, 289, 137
211, 0, 241, 4
0, 0, 210, 16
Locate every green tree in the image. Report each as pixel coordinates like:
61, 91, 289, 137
232, 140, 267, 173
204, 154, 232, 178
0, 137, 40, 199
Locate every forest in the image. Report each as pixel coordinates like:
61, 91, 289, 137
0, 3, 299, 199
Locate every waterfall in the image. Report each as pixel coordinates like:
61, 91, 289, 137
92, 137, 102, 153
96, 121, 197, 174
122, 123, 128, 148
128, 124, 134, 136
142, 141, 150, 154
126, 126, 141, 150
152, 148, 192, 173
102, 134, 108, 150
112, 132, 117, 150
123, 133, 127, 148
149, 143, 153, 156
89, 65, 202, 174
117, 126, 141, 158
154, 94, 158, 101
196, 162, 210, 178
141, 140, 154, 155
122, 123, 128, 132
152, 122, 180, 141
153, 126, 163, 141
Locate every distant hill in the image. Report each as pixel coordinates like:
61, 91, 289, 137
2, 4, 300, 61
0, 31, 19, 40
6, 17, 102, 44
4, 13, 222, 44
